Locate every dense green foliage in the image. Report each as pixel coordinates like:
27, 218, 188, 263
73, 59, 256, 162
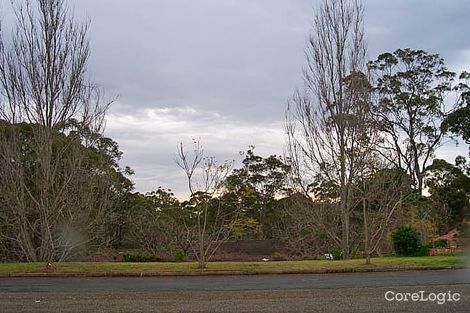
392, 226, 422, 256
223, 149, 292, 238
443, 71, 470, 146
426, 158, 470, 228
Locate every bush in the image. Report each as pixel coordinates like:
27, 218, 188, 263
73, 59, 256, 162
174, 249, 186, 262
416, 243, 432, 256
433, 239, 448, 248
122, 251, 157, 262
391, 225, 421, 256
330, 246, 342, 260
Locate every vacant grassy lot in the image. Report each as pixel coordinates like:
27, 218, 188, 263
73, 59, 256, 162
0, 256, 466, 276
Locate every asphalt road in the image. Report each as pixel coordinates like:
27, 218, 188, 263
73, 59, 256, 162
1, 269, 469, 312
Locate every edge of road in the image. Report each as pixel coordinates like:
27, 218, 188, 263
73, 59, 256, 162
1, 265, 468, 278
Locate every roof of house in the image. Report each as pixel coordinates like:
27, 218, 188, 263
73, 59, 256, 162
434, 228, 460, 243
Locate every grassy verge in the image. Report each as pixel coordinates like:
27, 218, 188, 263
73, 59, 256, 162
0, 256, 466, 276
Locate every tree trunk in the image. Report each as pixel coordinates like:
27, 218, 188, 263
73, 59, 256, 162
363, 194, 370, 265
340, 139, 350, 260
198, 234, 206, 269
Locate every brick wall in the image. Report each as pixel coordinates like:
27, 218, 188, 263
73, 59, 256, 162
428, 248, 462, 256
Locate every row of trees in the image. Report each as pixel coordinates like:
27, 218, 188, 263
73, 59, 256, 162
112, 146, 293, 268
285, 0, 470, 261
0, 0, 469, 267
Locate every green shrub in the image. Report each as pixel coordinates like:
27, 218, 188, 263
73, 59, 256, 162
330, 246, 342, 260
174, 249, 186, 262
412, 239, 448, 256
416, 243, 432, 256
433, 239, 448, 248
391, 225, 422, 256
123, 251, 157, 262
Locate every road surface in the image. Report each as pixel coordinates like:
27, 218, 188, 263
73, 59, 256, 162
1, 269, 469, 312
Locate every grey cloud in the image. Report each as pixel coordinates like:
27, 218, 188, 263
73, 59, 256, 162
73, 0, 313, 121
106, 107, 284, 194
366, 0, 470, 70
73, 0, 470, 121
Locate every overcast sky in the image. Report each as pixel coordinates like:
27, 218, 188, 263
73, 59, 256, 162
3, 0, 470, 197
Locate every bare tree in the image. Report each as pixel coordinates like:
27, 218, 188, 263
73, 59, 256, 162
0, 0, 112, 261
285, 0, 368, 259
274, 193, 341, 258
176, 140, 236, 268
358, 163, 410, 264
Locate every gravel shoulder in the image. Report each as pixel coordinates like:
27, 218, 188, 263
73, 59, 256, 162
2, 286, 469, 313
